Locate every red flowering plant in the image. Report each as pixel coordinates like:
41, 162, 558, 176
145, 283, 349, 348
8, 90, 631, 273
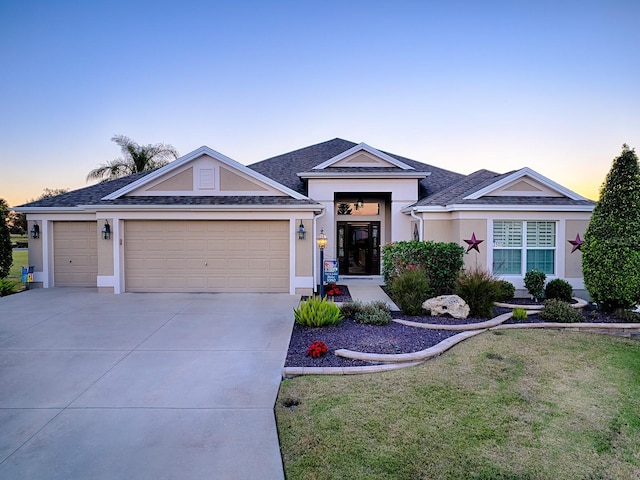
326, 283, 342, 296
307, 341, 328, 358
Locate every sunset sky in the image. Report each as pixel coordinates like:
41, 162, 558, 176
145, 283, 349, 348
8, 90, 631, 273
2, 0, 639, 207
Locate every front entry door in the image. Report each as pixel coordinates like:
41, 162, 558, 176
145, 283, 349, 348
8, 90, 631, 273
337, 222, 381, 275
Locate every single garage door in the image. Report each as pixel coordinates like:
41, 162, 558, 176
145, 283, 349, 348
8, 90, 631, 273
53, 221, 98, 287
125, 220, 290, 293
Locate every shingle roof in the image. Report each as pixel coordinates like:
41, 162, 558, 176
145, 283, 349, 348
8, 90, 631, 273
17, 171, 320, 209
248, 138, 466, 198
17, 171, 155, 208
412, 168, 595, 208
17, 138, 595, 211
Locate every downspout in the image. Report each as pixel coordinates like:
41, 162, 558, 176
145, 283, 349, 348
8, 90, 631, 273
410, 207, 423, 241
312, 208, 326, 294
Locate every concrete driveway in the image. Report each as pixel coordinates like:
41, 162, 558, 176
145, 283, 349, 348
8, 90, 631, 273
0, 288, 299, 479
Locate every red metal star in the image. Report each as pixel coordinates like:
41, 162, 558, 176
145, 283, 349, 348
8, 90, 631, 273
568, 233, 584, 253
464, 232, 484, 253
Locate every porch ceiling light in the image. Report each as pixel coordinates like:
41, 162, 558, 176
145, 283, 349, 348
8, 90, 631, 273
102, 221, 111, 240
297, 221, 306, 240
30, 222, 40, 239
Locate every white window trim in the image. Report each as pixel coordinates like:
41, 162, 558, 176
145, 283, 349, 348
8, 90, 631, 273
492, 220, 558, 276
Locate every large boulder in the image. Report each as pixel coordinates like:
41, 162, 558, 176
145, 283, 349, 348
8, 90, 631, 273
422, 295, 470, 319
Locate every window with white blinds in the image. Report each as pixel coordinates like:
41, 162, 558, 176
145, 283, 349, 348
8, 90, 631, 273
493, 221, 556, 275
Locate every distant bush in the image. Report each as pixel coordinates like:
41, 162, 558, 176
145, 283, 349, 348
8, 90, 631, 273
455, 267, 500, 318
539, 299, 583, 323
495, 280, 515, 302
544, 279, 573, 302
382, 240, 464, 295
390, 268, 430, 316
294, 296, 343, 327
524, 269, 546, 301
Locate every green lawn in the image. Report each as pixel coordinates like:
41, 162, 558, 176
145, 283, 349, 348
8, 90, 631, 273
276, 330, 640, 480
8, 249, 28, 284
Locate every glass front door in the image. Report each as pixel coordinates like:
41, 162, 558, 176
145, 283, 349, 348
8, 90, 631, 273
337, 222, 380, 275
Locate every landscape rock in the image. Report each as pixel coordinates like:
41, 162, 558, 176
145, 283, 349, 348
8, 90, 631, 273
422, 295, 470, 319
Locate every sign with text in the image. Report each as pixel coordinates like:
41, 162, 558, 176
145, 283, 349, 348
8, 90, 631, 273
323, 259, 339, 283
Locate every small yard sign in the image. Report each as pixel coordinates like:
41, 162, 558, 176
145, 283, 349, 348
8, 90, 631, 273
323, 259, 339, 283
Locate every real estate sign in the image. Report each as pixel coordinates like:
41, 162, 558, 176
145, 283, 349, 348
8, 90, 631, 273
323, 260, 339, 283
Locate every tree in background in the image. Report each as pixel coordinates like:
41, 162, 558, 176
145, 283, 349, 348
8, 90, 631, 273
36, 188, 69, 199
0, 199, 13, 278
86, 135, 179, 182
582, 144, 640, 311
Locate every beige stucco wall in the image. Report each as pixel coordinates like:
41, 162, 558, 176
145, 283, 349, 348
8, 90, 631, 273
295, 219, 313, 277
565, 219, 589, 278
98, 219, 114, 276
220, 167, 269, 192
456, 218, 488, 271
147, 167, 194, 191
423, 219, 452, 242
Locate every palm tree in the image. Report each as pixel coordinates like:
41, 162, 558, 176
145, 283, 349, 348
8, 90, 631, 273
86, 135, 179, 182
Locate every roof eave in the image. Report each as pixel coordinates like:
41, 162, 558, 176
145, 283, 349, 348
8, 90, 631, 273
410, 204, 595, 213
89, 203, 324, 212
298, 172, 430, 179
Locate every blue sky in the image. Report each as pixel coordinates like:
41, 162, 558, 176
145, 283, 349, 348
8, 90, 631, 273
2, 0, 639, 206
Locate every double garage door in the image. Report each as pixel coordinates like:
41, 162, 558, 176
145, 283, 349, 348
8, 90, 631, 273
125, 220, 289, 293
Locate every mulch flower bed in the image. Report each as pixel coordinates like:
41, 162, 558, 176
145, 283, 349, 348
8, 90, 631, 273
285, 302, 633, 368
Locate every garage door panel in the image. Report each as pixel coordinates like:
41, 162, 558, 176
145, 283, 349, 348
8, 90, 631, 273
125, 220, 289, 292
54, 222, 98, 287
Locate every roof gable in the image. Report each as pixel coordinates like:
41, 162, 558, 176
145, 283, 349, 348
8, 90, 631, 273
464, 167, 588, 201
103, 146, 306, 200
312, 143, 414, 170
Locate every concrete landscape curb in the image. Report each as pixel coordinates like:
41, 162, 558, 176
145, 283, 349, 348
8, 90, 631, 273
495, 297, 588, 310
392, 311, 513, 331
334, 329, 486, 363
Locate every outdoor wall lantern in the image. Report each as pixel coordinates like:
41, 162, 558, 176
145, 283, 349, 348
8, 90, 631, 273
30, 222, 40, 239
101, 221, 111, 240
297, 221, 306, 240
355, 198, 364, 210
316, 229, 327, 297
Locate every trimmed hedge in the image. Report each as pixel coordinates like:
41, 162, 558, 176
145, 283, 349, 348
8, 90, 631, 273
382, 241, 464, 296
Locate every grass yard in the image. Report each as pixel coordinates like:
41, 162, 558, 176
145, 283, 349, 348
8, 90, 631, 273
276, 329, 640, 480
8, 249, 28, 284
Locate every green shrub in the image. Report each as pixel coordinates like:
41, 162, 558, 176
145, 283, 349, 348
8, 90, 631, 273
495, 280, 515, 302
0, 278, 16, 296
390, 268, 430, 315
455, 267, 500, 318
524, 269, 546, 301
511, 307, 528, 320
612, 308, 640, 323
339, 301, 363, 319
382, 240, 464, 295
583, 145, 640, 312
544, 278, 573, 302
539, 299, 583, 323
354, 302, 392, 325
340, 300, 391, 325
294, 296, 343, 327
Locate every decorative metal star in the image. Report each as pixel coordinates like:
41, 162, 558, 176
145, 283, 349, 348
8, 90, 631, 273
464, 232, 484, 253
568, 233, 584, 253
